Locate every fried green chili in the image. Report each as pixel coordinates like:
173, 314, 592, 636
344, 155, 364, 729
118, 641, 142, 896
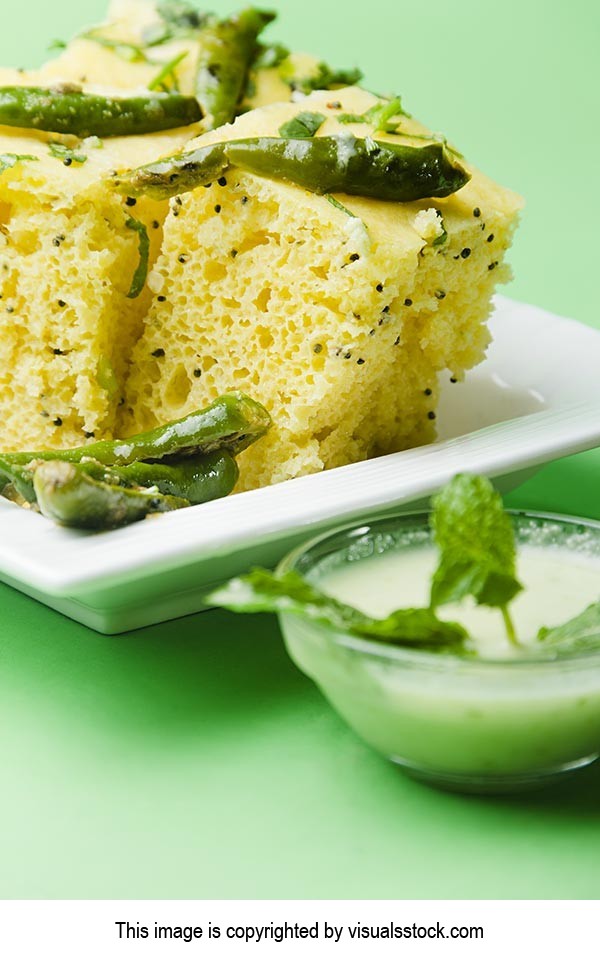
114, 142, 228, 200
225, 135, 469, 200
1, 395, 268, 528
0, 393, 271, 471
74, 450, 239, 504
33, 461, 189, 530
194, 8, 276, 128
114, 133, 470, 202
0, 85, 202, 137
1, 446, 240, 509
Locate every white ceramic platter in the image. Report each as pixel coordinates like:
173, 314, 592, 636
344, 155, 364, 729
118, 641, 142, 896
1, 295, 599, 633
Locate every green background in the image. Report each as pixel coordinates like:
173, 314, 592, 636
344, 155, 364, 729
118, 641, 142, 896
1, 0, 599, 899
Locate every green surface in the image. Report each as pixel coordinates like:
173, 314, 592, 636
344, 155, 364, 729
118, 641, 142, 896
0, 0, 599, 899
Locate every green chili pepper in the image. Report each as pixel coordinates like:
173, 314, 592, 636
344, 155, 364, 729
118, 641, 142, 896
33, 461, 189, 530
76, 449, 239, 504
224, 135, 470, 201
0, 457, 39, 503
114, 134, 469, 202
1, 393, 271, 474
114, 142, 228, 200
0, 85, 202, 137
195, 8, 276, 129
1, 446, 240, 508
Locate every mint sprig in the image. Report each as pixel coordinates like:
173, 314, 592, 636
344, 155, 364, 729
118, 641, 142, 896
430, 474, 523, 643
208, 473, 600, 658
207, 568, 469, 653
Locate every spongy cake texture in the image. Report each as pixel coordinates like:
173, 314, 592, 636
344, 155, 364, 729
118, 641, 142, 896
0, 109, 198, 449
0, 0, 339, 454
123, 87, 522, 490
0, 3, 522, 489
0, 0, 207, 449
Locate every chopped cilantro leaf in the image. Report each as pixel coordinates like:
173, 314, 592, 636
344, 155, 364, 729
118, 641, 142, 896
80, 31, 157, 64
253, 42, 290, 70
432, 211, 448, 246
48, 143, 87, 165
148, 51, 189, 92
278, 111, 326, 139
157, 0, 208, 30
282, 60, 363, 95
125, 217, 150, 299
326, 194, 358, 218
0, 153, 38, 175
339, 96, 409, 132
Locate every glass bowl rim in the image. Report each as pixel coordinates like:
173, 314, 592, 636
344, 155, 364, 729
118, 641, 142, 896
277, 508, 600, 671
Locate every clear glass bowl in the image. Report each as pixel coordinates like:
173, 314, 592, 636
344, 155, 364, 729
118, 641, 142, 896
277, 511, 600, 794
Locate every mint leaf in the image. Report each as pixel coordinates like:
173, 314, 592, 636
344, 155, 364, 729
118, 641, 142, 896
278, 111, 326, 139
49, 143, 87, 165
537, 600, 600, 654
207, 568, 469, 652
0, 153, 38, 175
430, 474, 523, 614
125, 217, 150, 299
356, 608, 468, 650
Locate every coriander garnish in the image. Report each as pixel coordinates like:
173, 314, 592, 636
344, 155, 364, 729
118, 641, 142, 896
253, 42, 290, 70
148, 51, 189, 93
339, 96, 409, 132
278, 111, 326, 139
48, 142, 87, 166
80, 30, 158, 65
280, 59, 362, 95
325, 194, 358, 219
125, 217, 150, 299
0, 153, 38, 174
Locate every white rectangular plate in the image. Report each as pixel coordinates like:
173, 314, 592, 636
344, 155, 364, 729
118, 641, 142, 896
1, 295, 599, 633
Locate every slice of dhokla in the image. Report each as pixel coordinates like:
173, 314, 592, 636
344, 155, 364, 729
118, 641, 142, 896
0, 71, 200, 451
0, 1, 354, 453
123, 87, 522, 491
